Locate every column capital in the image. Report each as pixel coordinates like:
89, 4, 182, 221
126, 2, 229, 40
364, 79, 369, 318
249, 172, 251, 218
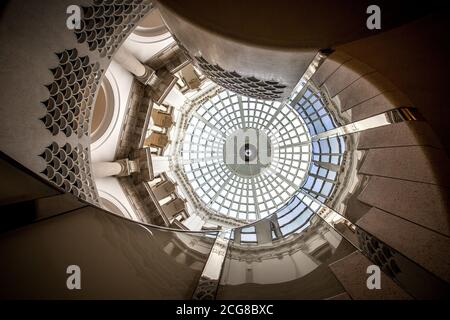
136, 64, 158, 86
130, 147, 154, 184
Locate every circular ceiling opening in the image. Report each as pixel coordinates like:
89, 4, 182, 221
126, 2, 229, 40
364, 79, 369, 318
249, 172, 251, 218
179, 89, 311, 222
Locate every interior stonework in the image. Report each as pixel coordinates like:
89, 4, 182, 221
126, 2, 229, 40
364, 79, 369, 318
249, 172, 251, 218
0, 0, 449, 301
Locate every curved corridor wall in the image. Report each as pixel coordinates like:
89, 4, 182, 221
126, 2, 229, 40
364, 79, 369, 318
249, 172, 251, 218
0, 152, 216, 299
0, 206, 215, 299
0, 0, 152, 205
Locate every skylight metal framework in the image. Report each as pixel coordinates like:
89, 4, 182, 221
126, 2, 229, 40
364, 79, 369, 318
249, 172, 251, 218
225, 82, 347, 240
294, 87, 338, 135
179, 89, 311, 222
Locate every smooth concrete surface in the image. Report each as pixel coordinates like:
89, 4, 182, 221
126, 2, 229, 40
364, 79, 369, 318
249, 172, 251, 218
311, 51, 412, 123
0, 154, 61, 205
326, 292, 352, 300
329, 251, 411, 300
157, 0, 431, 49
349, 89, 411, 122
359, 146, 450, 187
337, 13, 450, 155
323, 59, 375, 98
311, 51, 352, 87
138, 8, 165, 30
0, 206, 214, 299
158, 1, 318, 99
336, 72, 396, 112
33, 193, 87, 220
358, 176, 450, 236
357, 122, 443, 150
221, 248, 319, 286
356, 208, 450, 284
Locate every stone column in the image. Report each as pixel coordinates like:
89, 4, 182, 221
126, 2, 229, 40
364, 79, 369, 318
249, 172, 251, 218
233, 228, 242, 244
130, 148, 153, 183
92, 161, 127, 178
113, 46, 156, 85
255, 219, 272, 244
270, 216, 283, 239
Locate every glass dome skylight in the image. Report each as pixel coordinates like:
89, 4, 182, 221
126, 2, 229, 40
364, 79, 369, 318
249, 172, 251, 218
179, 89, 311, 222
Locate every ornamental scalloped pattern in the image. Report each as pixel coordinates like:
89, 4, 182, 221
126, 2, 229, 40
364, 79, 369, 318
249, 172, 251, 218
194, 56, 287, 100
75, 0, 152, 58
41, 48, 102, 138
192, 277, 218, 300
356, 228, 401, 278
39, 142, 99, 204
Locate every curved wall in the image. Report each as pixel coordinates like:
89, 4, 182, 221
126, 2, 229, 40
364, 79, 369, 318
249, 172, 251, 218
0, 0, 152, 205
310, 51, 450, 286
157, 0, 432, 49
155, 2, 450, 295
157, 1, 317, 100
0, 202, 215, 299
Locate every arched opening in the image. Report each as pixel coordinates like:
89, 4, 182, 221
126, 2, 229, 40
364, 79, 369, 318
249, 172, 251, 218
90, 78, 115, 144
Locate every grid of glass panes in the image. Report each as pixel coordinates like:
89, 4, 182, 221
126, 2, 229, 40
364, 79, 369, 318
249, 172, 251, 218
301, 136, 345, 202
182, 114, 224, 162
263, 102, 310, 214
274, 193, 320, 236
294, 86, 337, 136
223, 229, 235, 240
241, 96, 279, 130
183, 159, 231, 204
234, 191, 323, 244
210, 175, 257, 220
240, 226, 257, 243
312, 136, 345, 165
181, 89, 311, 222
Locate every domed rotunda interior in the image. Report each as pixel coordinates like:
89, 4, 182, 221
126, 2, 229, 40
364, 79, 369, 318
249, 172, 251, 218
0, 0, 449, 302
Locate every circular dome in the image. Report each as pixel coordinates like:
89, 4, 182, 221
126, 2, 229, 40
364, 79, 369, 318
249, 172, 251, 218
180, 89, 311, 222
